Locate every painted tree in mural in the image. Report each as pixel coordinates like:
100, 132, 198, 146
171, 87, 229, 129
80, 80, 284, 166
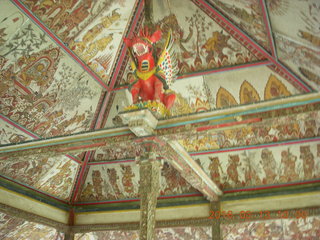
123, 28, 178, 114
2, 24, 47, 57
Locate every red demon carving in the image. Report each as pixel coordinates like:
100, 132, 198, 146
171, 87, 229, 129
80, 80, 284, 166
124, 28, 178, 110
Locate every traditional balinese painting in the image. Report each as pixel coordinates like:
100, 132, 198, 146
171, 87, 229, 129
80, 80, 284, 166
0, 212, 64, 240
274, 33, 320, 90
117, 0, 261, 87
222, 215, 320, 239
0, 117, 33, 144
107, 65, 299, 127
22, 0, 140, 85
180, 108, 320, 152
91, 142, 136, 162
0, 1, 103, 138
0, 154, 79, 200
203, 65, 299, 108
104, 90, 131, 128
267, 0, 320, 90
75, 231, 139, 240
207, 0, 271, 52
79, 162, 195, 202
68, 0, 138, 84
195, 140, 320, 190
156, 226, 212, 240
74, 227, 211, 240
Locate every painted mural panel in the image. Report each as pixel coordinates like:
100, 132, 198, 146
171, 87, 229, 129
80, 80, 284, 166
156, 226, 212, 240
0, 155, 79, 200
275, 33, 320, 91
207, 0, 271, 51
107, 65, 299, 128
180, 109, 320, 152
204, 65, 299, 108
74, 227, 211, 240
69, 0, 138, 84
79, 162, 195, 202
0, 1, 103, 138
195, 140, 320, 190
267, 0, 319, 49
222, 215, 320, 239
117, 0, 259, 87
0, 212, 64, 240
0, 117, 33, 144
22, 0, 116, 43
75, 231, 138, 240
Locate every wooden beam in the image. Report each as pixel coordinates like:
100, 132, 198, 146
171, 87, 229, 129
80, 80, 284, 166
0, 93, 319, 159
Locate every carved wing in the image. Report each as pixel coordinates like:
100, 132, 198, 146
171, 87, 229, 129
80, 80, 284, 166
157, 29, 178, 89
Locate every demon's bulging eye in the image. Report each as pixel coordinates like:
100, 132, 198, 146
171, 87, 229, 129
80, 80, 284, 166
133, 43, 148, 56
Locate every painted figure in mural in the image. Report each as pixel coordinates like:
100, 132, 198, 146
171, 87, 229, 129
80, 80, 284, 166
260, 149, 277, 184
92, 170, 104, 200
226, 154, 241, 187
120, 165, 135, 194
124, 28, 178, 110
279, 149, 299, 182
208, 157, 223, 188
300, 146, 315, 179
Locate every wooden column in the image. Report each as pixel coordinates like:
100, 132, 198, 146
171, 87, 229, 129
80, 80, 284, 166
138, 150, 161, 240
211, 201, 222, 240
64, 231, 75, 240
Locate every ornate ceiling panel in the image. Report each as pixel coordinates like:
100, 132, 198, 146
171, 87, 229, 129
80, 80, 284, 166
222, 215, 320, 239
0, 117, 33, 144
207, 0, 271, 52
0, 154, 80, 200
21, 0, 139, 85
0, 0, 319, 234
274, 33, 320, 90
0, 212, 63, 240
180, 105, 320, 152
0, 1, 104, 138
195, 140, 320, 190
267, 0, 320, 90
79, 162, 195, 202
74, 227, 212, 240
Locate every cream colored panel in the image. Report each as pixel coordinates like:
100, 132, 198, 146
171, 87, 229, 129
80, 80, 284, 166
0, 187, 68, 224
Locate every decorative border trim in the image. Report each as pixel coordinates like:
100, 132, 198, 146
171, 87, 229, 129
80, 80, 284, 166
259, 0, 277, 58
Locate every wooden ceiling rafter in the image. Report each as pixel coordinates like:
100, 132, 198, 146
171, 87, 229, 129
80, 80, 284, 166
70, 151, 93, 204
196, 0, 313, 93
259, 0, 278, 58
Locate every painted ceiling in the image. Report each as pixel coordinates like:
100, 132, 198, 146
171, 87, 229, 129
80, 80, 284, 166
0, 0, 319, 238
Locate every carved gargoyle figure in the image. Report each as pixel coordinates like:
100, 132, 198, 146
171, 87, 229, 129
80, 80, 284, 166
124, 28, 178, 110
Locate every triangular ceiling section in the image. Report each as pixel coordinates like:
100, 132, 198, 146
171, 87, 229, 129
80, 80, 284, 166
15, 0, 141, 87
0, 153, 81, 202
0, 1, 104, 139
114, 0, 313, 93
266, 0, 320, 91
0, 212, 63, 239
206, 0, 272, 53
